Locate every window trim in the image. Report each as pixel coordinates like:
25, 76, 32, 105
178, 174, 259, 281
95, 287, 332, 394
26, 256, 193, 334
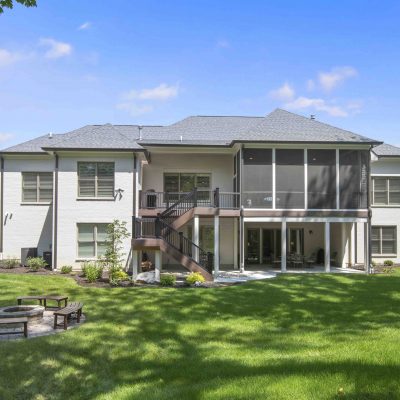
77, 162, 115, 199
76, 223, 110, 260
372, 176, 400, 207
21, 172, 53, 203
371, 225, 397, 257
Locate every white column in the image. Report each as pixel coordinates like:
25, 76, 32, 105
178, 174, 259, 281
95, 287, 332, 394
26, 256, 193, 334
272, 148, 276, 210
259, 228, 263, 264
336, 149, 340, 210
233, 218, 238, 269
132, 250, 139, 278
325, 222, 331, 272
349, 222, 356, 268
364, 222, 369, 273
281, 219, 287, 272
240, 215, 245, 273
304, 148, 308, 210
193, 215, 200, 262
214, 215, 220, 274
155, 250, 161, 282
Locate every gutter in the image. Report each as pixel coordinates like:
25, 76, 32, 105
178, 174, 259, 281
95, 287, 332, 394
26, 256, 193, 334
52, 153, 59, 270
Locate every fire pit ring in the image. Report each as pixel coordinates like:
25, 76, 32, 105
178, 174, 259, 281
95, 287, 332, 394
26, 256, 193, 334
0, 305, 45, 323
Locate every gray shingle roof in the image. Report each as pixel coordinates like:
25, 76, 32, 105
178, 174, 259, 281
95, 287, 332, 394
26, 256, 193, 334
1, 109, 381, 153
372, 143, 400, 157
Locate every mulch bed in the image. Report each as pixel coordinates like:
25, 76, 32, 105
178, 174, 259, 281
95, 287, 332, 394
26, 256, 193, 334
0, 266, 58, 275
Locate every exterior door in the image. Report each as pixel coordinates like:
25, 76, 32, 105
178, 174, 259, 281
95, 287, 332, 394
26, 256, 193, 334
247, 229, 260, 263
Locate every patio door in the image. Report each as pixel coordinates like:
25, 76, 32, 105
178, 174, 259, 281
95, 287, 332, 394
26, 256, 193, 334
247, 229, 260, 263
262, 229, 281, 262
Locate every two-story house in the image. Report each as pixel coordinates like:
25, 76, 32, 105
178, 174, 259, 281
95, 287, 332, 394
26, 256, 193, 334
0, 109, 382, 281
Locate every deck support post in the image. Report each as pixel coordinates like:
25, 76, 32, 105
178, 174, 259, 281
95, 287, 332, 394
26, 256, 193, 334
281, 219, 287, 272
214, 215, 220, 275
325, 222, 331, 272
233, 217, 238, 269
193, 215, 200, 262
240, 208, 245, 273
132, 250, 139, 278
364, 222, 369, 273
155, 250, 161, 282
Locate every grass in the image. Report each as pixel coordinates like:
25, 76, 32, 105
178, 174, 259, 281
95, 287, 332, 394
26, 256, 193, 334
0, 272, 400, 400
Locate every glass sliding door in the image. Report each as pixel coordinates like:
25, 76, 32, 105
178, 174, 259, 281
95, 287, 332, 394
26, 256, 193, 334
247, 229, 260, 263
288, 228, 304, 255
262, 229, 282, 263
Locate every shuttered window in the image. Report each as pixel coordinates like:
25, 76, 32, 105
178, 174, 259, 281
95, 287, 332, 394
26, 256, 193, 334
78, 162, 114, 198
372, 177, 400, 205
22, 172, 53, 203
77, 223, 109, 258
371, 226, 397, 255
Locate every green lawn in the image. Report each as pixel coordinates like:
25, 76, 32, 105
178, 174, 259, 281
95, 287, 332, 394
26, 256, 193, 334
0, 272, 400, 400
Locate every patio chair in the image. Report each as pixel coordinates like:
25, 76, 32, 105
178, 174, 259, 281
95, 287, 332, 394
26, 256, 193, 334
292, 254, 304, 269
305, 252, 317, 268
330, 251, 338, 266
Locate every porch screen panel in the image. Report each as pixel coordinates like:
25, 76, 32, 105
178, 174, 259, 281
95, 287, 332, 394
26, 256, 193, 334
307, 149, 336, 209
339, 150, 368, 209
241, 149, 272, 208
276, 149, 304, 209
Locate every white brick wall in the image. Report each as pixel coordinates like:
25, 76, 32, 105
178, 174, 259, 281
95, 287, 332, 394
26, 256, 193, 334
2, 156, 54, 259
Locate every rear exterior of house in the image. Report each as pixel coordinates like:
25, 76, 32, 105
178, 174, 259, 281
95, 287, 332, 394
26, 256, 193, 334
0, 109, 383, 280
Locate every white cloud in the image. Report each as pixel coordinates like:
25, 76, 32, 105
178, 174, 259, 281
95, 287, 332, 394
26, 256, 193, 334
318, 66, 357, 91
0, 133, 14, 143
116, 102, 154, 116
0, 49, 20, 66
285, 96, 349, 117
78, 22, 91, 30
125, 83, 179, 101
269, 82, 295, 101
216, 39, 230, 49
39, 38, 72, 59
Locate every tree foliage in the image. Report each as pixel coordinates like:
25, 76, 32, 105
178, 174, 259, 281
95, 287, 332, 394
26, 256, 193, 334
0, 0, 37, 14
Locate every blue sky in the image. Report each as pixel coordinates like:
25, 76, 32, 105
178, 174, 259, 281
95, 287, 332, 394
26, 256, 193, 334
0, 0, 399, 147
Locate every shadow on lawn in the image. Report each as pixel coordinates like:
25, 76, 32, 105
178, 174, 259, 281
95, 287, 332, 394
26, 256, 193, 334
1, 273, 400, 399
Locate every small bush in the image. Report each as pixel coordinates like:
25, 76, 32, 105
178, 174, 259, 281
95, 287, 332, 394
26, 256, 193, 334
382, 267, 394, 274
186, 272, 206, 285
82, 262, 103, 282
110, 269, 129, 285
60, 265, 73, 274
0, 258, 20, 269
160, 274, 176, 286
26, 257, 47, 271
384, 260, 394, 266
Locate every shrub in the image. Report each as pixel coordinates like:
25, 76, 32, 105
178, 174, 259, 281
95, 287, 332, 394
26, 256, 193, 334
60, 265, 73, 274
160, 274, 176, 286
26, 257, 47, 271
0, 258, 20, 269
110, 269, 129, 285
82, 262, 103, 283
186, 272, 205, 285
382, 267, 394, 274
384, 260, 394, 266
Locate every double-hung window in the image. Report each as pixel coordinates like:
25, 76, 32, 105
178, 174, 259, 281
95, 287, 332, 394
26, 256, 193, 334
77, 223, 109, 258
371, 226, 397, 256
163, 173, 211, 201
372, 177, 400, 205
22, 172, 53, 203
78, 162, 115, 198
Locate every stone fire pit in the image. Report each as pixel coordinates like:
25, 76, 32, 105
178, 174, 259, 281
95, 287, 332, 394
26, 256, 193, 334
0, 305, 45, 323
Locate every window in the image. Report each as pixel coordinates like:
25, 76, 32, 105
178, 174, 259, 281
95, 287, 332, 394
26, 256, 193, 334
78, 162, 115, 198
77, 223, 109, 258
372, 177, 400, 206
163, 173, 211, 201
372, 226, 397, 256
22, 172, 53, 203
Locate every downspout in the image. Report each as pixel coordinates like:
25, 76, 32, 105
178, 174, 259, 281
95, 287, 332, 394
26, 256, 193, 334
0, 157, 4, 257
133, 153, 137, 218
52, 153, 59, 270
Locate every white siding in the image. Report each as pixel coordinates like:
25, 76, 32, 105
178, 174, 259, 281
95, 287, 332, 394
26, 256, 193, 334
56, 153, 135, 269
2, 156, 54, 259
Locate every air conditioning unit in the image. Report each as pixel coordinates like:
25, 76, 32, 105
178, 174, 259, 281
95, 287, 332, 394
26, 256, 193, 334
21, 248, 37, 266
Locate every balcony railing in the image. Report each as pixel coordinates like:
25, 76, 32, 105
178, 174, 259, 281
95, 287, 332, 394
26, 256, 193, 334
140, 189, 240, 210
